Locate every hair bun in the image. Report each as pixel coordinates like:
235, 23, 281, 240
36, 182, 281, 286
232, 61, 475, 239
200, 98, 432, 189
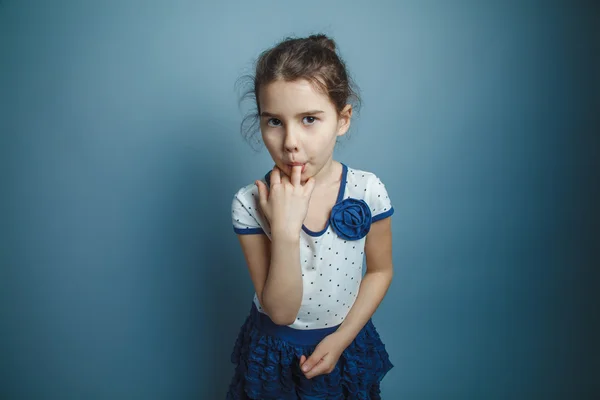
308, 34, 336, 52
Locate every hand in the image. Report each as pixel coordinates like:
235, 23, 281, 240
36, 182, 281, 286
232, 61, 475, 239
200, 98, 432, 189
299, 332, 347, 379
256, 165, 315, 237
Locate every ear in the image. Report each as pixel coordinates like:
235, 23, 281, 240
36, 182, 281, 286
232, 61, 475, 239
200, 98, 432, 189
336, 104, 352, 136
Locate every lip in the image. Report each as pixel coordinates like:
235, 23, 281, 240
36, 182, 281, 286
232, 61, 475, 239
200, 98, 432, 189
287, 162, 306, 172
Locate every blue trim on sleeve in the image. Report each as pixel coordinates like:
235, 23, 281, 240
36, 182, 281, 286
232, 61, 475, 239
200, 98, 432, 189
233, 226, 265, 235
372, 207, 394, 222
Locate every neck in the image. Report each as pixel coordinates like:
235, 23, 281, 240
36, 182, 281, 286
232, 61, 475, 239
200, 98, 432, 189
309, 158, 341, 187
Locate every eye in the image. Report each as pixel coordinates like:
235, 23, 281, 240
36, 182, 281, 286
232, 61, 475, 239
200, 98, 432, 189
267, 118, 282, 127
303, 116, 317, 125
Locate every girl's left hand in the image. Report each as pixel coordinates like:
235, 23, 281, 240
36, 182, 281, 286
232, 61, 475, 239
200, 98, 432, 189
299, 332, 349, 379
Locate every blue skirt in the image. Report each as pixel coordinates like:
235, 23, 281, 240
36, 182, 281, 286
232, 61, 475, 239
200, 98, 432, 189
226, 303, 393, 400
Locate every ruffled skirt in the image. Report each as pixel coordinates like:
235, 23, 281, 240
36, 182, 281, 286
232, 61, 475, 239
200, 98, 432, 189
226, 303, 393, 399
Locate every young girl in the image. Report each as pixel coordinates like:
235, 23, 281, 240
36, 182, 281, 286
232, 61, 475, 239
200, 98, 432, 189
227, 34, 394, 400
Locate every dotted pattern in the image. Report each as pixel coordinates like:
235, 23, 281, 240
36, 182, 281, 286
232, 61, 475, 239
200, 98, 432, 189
232, 166, 393, 329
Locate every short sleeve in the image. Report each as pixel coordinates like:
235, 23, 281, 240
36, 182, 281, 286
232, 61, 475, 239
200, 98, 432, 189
232, 186, 265, 235
367, 175, 394, 222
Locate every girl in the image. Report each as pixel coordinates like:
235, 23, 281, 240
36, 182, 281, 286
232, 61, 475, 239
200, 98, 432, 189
227, 34, 394, 400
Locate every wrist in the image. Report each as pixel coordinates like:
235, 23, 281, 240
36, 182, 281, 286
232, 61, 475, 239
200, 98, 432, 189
332, 329, 355, 349
271, 226, 301, 242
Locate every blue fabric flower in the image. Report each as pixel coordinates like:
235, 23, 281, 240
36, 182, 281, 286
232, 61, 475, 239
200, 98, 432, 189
330, 198, 372, 241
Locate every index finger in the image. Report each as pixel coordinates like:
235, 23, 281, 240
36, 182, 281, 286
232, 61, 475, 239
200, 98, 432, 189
291, 165, 302, 186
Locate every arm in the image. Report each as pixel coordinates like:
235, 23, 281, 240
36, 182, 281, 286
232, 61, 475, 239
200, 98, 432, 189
299, 216, 394, 378
238, 230, 303, 326
241, 165, 314, 325
334, 216, 394, 347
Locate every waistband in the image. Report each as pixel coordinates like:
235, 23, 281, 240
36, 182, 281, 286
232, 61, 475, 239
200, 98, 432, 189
250, 303, 341, 346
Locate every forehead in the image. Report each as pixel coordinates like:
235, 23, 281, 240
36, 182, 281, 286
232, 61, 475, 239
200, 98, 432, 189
258, 79, 335, 114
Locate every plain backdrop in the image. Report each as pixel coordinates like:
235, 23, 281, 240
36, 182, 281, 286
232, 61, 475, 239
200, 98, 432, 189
1, 0, 598, 399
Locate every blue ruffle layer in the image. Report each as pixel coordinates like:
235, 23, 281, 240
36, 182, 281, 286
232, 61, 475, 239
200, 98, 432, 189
226, 311, 393, 399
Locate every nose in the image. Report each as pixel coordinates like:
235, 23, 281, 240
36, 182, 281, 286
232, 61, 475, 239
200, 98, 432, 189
284, 128, 299, 153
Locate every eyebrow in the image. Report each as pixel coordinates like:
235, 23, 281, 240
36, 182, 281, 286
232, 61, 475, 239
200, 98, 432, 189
260, 110, 325, 118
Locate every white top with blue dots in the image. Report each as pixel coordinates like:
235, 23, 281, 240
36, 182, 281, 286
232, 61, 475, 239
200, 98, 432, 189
231, 163, 394, 330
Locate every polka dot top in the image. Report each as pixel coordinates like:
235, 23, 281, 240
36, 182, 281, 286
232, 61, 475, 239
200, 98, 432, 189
231, 163, 393, 330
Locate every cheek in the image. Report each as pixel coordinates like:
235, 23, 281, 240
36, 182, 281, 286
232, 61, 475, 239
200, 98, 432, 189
261, 130, 278, 145
307, 137, 335, 159
261, 133, 283, 156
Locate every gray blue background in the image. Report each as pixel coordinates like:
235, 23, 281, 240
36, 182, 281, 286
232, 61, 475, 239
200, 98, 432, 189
1, 0, 598, 398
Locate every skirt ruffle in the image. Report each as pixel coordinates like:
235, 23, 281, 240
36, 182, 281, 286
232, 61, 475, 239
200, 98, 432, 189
226, 307, 393, 400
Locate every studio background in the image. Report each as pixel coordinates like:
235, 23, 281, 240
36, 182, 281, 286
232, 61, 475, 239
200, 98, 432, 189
1, 0, 598, 399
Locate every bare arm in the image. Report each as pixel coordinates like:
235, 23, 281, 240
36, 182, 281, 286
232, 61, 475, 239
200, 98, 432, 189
237, 231, 303, 325
239, 165, 314, 325
264, 230, 304, 324
334, 217, 394, 347
297, 216, 394, 378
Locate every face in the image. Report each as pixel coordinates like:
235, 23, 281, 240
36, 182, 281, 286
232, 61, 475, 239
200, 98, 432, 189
258, 79, 351, 182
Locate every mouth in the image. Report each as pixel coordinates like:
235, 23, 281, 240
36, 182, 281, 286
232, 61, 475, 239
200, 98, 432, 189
287, 162, 307, 173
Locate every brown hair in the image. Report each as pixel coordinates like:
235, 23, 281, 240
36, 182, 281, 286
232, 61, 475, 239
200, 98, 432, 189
237, 34, 361, 147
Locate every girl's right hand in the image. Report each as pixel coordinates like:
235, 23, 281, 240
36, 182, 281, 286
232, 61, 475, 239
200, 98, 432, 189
256, 165, 316, 238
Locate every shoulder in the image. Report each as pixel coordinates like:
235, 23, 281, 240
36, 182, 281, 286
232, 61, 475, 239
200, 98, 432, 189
233, 182, 258, 203
231, 178, 269, 234
344, 165, 393, 221
346, 166, 381, 183
232, 172, 269, 201
344, 165, 390, 194
232, 180, 263, 219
